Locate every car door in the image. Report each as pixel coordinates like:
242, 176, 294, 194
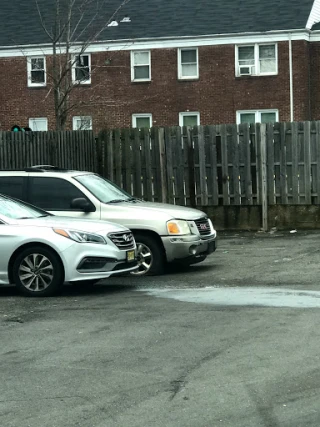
28, 176, 101, 219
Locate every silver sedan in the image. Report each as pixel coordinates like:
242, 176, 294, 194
0, 194, 137, 296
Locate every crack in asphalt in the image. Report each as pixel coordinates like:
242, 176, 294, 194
168, 350, 222, 401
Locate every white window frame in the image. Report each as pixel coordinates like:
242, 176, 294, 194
236, 109, 279, 124
132, 113, 153, 128
235, 43, 278, 77
179, 112, 200, 127
178, 48, 199, 80
28, 118, 48, 131
27, 56, 46, 87
72, 116, 93, 130
72, 54, 91, 85
130, 50, 151, 82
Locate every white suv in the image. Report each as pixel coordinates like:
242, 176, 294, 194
0, 166, 217, 275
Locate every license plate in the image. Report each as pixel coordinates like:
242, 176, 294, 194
127, 250, 135, 262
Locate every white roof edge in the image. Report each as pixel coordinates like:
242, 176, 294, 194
0, 28, 310, 51
307, 0, 320, 29
0, 29, 311, 57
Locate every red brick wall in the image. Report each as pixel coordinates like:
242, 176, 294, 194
310, 42, 320, 120
0, 40, 314, 132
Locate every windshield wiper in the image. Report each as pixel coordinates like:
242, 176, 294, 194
125, 197, 141, 203
18, 214, 50, 219
107, 199, 127, 204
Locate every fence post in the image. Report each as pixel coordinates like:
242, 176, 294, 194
260, 123, 268, 231
187, 127, 196, 207
158, 127, 168, 203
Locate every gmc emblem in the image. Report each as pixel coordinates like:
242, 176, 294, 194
200, 223, 208, 230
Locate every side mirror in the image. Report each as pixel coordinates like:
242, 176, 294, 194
70, 198, 95, 212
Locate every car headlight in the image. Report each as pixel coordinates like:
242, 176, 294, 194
53, 228, 106, 244
167, 220, 191, 235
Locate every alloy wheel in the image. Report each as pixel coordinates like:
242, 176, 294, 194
132, 243, 153, 275
18, 253, 54, 292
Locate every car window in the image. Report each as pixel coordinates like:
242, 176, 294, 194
29, 177, 88, 210
74, 174, 132, 203
0, 177, 26, 200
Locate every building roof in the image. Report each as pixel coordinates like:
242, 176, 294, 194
0, 0, 316, 48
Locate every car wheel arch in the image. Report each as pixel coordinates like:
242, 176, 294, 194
8, 243, 65, 285
130, 229, 166, 256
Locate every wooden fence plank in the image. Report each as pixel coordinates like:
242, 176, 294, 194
106, 131, 114, 181
132, 128, 142, 198
173, 127, 185, 205
279, 122, 288, 204
113, 129, 122, 187
143, 128, 153, 201
232, 124, 240, 205
186, 127, 196, 207
239, 124, 252, 205
266, 123, 275, 204
220, 124, 229, 205
165, 127, 175, 204
315, 122, 320, 204
197, 126, 208, 205
123, 129, 132, 193
260, 124, 268, 230
304, 121, 312, 204
207, 126, 218, 205
157, 128, 167, 203
291, 122, 299, 204
0, 132, 4, 169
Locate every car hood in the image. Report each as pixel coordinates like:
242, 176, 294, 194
109, 200, 207, 221
14, 216, 129, 234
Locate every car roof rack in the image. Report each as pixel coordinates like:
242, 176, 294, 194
24, 165, 70, 172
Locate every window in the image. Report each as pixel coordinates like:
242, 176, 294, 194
29, 177, 88, 211
179, 112, 200, 127
73, 116, 93, 130
72, 54, 91, 84
236, 44, 277, 76
236, 110, 279, 124
132, 114, 152, 128
28, 118, 48, 131
131, 51, 151, 81
0, 177, 26, 200
27, 57, 46, 87
178, 48, 199, 79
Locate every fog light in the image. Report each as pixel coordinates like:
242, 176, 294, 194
189, 246, 198, 255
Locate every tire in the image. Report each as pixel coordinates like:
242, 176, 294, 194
12, 246, 64, 297
132, 233, 165, 276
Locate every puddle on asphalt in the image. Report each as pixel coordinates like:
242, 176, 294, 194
140, 287, 320, 308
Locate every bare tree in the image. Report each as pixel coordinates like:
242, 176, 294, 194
36, 0, 131, 130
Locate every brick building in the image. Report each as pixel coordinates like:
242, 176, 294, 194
0, 0, 320, 132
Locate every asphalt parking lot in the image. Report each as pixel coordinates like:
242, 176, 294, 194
1, 230, 320, 427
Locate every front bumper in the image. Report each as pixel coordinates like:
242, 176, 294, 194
161, 233, 217, 263
59, 242, 138, 282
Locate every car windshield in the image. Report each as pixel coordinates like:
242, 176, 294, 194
74, 174, 133, 204
0, 195, 50, 220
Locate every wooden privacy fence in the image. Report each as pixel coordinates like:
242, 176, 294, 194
0, 121, 320, 208
97, 121, 320, 207
0, 131, 97, 172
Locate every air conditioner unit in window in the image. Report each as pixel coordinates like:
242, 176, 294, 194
239, 65, 255, 76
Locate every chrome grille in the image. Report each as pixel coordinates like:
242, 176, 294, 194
108, 231, 135, 250
194, 218, 211, 236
